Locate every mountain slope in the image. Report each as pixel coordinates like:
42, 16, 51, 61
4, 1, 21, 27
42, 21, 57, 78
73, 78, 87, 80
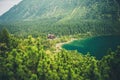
0, 0, 120, 36
0, 0, 77, 21
0, 0, 120, 22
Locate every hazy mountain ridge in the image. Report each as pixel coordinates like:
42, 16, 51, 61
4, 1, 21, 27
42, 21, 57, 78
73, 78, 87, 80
0, 0, 120, 22
0, 0, 78, 21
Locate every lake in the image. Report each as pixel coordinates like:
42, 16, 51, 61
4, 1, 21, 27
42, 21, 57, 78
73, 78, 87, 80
62, 35, 120, 59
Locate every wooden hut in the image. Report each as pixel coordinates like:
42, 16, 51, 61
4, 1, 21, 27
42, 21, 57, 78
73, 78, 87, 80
47, 34, 55, 39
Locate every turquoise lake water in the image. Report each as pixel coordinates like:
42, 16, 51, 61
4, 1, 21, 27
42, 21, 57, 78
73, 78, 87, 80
62, 35, 120, 59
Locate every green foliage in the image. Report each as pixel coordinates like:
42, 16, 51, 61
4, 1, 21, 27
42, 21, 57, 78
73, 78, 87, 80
0, 0, 119, 79
99, 46, 120, 80
0, 28, 10, 43
0, 33, 119, 80
0, 28, 19, 51
0, 0, 120, 37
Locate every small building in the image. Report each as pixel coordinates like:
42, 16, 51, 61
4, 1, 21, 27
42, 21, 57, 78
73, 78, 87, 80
47, 34, 55, 39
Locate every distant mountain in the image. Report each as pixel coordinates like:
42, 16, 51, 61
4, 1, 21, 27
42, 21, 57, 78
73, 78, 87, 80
0, 0, 120, 36
0, 0, 79, 22
0, 0, 119, 22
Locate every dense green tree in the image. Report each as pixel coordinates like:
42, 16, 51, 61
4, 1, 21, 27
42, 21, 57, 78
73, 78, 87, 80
0, 28, 10, 43
0, 32, 120, 80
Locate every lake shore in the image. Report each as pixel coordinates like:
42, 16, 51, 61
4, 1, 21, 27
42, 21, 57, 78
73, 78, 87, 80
55, 38, 77, 50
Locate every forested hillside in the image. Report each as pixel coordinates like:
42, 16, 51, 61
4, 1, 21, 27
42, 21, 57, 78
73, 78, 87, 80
0, 0, 120, 79
0, 0, 120, 36
0, 29, 120, 80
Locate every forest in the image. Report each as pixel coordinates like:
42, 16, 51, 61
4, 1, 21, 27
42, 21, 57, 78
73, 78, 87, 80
0, 19, 120, 37
0, 0, 120, 37
0, 0, 120, 80
0, 28, 120, 80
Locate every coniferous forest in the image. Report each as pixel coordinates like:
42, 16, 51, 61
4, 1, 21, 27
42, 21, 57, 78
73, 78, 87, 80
0, 0, 120, 80
0, 28, 120, 80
